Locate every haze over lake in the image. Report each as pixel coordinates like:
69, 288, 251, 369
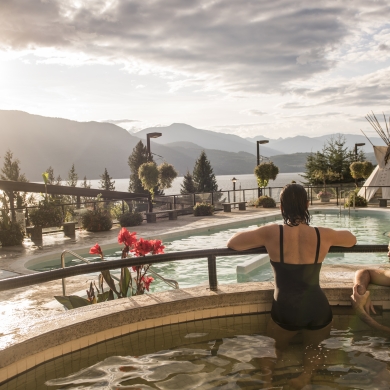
81, 172, 304, 195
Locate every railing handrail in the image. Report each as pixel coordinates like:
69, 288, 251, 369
0, 245, 387, 292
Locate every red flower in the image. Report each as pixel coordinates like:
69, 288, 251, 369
132, 238, 152, 257
89, 243, 103, 258
118, 228, 137, 247
150, 239, 165, 255
141, 276, 154, 291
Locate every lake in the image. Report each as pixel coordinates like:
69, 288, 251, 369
82, 172, 305, 195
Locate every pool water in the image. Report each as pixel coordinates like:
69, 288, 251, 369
3, 313, 390, 389
28, 212, 390, 292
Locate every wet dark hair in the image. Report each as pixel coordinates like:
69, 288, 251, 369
279, 184, 310, 227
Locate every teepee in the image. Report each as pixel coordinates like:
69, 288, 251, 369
358, 112, 390, 201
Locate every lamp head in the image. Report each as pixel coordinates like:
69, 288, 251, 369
147, 132, 162, 139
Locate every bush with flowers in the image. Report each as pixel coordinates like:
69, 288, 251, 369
54, 227, 165, 309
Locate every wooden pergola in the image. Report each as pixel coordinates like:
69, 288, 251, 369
0, 180, 150, 220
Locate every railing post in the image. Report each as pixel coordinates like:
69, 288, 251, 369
193, 193, 196, 206
173, 195, 176, 210
336, 187, 339, 206
77, 195, 81, 209
207, 255, 218, 291
243, 190, 245, 202
228, 191, 231, 203
122, 200, 125, 214
211, 192, 214, 206
310, 187, 313, 205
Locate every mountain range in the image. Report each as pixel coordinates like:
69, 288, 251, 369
0, 110, 380, 181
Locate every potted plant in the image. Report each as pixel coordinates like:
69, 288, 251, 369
317, 190, 332, 203
313, 169, 341, 203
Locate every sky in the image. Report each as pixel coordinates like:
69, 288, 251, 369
1, 0, 390, 139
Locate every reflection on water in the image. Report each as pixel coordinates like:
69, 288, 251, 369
44, 330, 390, 389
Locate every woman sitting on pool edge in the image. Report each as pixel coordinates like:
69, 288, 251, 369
227, 183, 356, 387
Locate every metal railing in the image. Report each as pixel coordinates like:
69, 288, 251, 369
0, 245, 388, 293
2, 184, 390, 227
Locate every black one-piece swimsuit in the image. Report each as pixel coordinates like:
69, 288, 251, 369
270, 225, 333, 331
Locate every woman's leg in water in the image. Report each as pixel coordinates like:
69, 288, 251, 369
288, 322, 332, 389
255, 317, 298, 385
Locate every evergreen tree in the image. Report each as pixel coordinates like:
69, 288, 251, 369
0, 150, 29, 213
180, 171, 196, 194
81, 176, 91, 189
66, 164, 78, 187
45, 166, 62, 185
127, 141, 163, 196
303, 135, 362, 185
99, 168, 115, 191
128, 141, 150, 194
193, 151, 219, 192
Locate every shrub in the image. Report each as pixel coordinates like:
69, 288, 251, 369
345, 194, 367, 208
119, 211, 144, 227
29, 202, 63, 228
0, 220, 24, 246
81, 209, 113, 232
193, 202, 214, 216
255, 195, 276, 208
111, 202, 130, 220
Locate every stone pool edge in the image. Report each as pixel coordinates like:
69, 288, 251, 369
2, 280, 390, 384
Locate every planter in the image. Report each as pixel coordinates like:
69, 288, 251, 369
320, 196, 331, 203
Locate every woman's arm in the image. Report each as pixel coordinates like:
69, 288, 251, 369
328, 228, 356, 247
227, 225, 269, 251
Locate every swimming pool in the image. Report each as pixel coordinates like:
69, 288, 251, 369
3, 311, 390, 389
26, 211, 390, 292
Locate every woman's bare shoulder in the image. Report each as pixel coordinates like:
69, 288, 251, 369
315, 226, 356, 247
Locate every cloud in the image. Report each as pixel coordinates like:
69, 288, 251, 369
3, 0, 386, 95
241, 109, 267, 117
280, 66, 390, 108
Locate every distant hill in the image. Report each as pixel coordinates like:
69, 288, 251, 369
135, 123, 283, 156
246, 133, 384, 155
0, 110, 380, 182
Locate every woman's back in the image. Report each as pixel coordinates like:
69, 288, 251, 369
270, 224, 332, 330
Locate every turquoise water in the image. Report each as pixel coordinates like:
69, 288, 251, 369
28, 212, 390, 291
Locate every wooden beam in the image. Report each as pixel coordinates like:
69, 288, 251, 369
0, 180, 149, 200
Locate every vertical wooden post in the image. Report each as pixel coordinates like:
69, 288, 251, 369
9, 191, 15, 222
208, 255, 218, 292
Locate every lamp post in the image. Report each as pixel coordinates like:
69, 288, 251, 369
354, 143, 365, 161
231, 177, 237, 203
257, 140, 269, 197
146, 132, 162, 159
354, 142, 365, 187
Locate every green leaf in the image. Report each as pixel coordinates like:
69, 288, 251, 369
97, 291, 111, 303
101, 270, 120, 296
108, 290, 115, 300
120, 267, 131, 297
54, 295, 91, 310
69, 295, 91, 307
54, 296, 74, 310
